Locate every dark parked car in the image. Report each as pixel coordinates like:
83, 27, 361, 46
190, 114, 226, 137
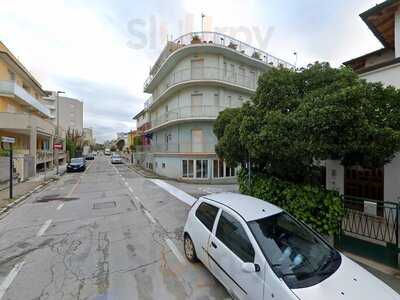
67, 157, 86, 172
85, 154, 95, 160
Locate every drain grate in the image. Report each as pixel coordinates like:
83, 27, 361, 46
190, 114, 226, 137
36, 195, 79, 203
93, 201, 116, 209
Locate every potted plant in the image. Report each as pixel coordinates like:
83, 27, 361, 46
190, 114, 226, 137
191, 35, 201, 44
252, 51, 261, 60
228, 42, 238, 50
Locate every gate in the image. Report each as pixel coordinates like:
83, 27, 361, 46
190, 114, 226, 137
335, 195, 399, 268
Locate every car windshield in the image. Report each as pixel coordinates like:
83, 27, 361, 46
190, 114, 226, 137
71, 158, 83, 163
112, 155, 120, 158
248, 212, 341, 289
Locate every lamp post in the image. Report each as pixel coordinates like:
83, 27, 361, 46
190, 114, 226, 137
56, 91, 65, 175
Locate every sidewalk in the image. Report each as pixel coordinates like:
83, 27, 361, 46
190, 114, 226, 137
0, 165, 66, 209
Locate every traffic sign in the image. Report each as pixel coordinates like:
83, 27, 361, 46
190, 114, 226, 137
1, 136, 15, 144
53, 143, 63, 150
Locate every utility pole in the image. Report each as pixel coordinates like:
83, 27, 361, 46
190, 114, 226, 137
201, 13, 205, 32
9, 143, 13, 199
56, 91, 65, 175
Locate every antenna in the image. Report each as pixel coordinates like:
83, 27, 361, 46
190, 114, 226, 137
201, 13, 205, 32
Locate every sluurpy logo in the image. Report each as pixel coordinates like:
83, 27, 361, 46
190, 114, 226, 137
126, 14, 274, 51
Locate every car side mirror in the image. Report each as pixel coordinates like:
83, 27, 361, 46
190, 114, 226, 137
242, 263, 260, 273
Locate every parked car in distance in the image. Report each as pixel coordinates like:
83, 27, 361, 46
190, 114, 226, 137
104, 148, 111, 156
183, 193, 399, 300
110, 154, 123, 164
66, 157, 86, 172
85, 153, 95, 160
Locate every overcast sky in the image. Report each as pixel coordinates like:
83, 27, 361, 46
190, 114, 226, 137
0, 0, 383, 142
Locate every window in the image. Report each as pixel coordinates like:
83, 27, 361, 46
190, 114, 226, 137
202, 160, 208, 178
223, 61, 227, 77
195, 202, 219, 231
183, 160, 188, 177
226, 165, 235, 177
196, 160, 202, 178
214, 93, 220, 107
162, 163, 166, 168
7, 69, 15, 81
216, 211, 255, 262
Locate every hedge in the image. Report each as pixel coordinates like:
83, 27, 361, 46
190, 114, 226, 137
239, 170, 344, 235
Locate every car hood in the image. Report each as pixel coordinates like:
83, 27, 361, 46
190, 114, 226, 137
292, 255, 399, 300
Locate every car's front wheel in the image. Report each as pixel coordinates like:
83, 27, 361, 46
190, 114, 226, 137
184, 234, 198, 262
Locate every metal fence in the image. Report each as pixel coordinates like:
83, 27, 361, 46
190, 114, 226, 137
341, 196, 399, 247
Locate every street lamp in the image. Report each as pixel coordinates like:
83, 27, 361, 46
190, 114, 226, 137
56, 91, 65, 175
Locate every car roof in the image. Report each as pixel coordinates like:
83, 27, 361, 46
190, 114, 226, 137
202, 192, 282, 222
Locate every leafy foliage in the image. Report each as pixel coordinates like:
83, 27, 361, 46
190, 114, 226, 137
239, 171, 344, 235
214, 62, 400, 182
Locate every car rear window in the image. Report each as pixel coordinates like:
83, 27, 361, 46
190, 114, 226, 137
195, 202, 219, 231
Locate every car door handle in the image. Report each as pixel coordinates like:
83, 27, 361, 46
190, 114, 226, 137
211, 241, 217, 249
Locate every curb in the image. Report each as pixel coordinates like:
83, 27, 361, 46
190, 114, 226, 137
0, 179, 54, 217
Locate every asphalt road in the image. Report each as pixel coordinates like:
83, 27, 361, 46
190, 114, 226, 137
0, 156, 228, 300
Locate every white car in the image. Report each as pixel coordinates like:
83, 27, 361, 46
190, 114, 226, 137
110, 154, 123, 164
183, 193, 399, 300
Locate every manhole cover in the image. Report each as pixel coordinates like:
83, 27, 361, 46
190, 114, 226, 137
93, 201, 116, 209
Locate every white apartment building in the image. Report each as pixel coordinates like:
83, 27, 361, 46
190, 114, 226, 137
327, 0, 400, 202
134, 31, 294, 182
43, 91, 84, 133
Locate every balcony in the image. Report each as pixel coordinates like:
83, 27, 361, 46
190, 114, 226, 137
145, 31, 295, 90
135, 142, 215, 154
146, 66, 257, 108
0, 80, 51, 118
150, 105, 228, 130
36, 150, 53, 163
0, 112, 55, 135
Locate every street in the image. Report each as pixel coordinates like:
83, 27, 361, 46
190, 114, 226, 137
0, 156, 228, 299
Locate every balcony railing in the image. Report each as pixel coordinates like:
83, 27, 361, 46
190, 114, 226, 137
151, 105, 228, 128
36, 150, 53, 163
0, 81, 51, 117
146, 66, 257, 108
135, 142, 215, 153
145, 31, 295, 89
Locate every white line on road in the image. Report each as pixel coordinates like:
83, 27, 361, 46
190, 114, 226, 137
0, 261, 25, 299
165, 238, 186, 265
143, 209, 156, 224
56, 203, 64, 210
135, 196, 140, 201
128, 187, 133, 193
150, 179, 197, 206
36, 219, 52, 237
124, 182, 128, 186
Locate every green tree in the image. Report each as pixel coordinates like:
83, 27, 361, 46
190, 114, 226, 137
214, 62, 400, 183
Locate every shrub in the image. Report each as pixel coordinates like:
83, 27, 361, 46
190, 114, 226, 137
239, 170, 344, 235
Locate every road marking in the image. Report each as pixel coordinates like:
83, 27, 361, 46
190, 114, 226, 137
165, 238, 186, 265
135, 196, 140, 201
150, 179, 196, 206
143, 209, 156, 224
128, 187, 133, 193
124, 182, 128, 186
56, 203, 64, 210
0, 261, 25, 299
36, 219, 52, 237
67, 161, 93, 197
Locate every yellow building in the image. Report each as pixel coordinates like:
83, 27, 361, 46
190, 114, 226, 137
0, 41, 56, 180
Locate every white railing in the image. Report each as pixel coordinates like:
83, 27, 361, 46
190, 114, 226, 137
145, 31, 295, 89
145, 66, 257, 108
151, 105, 228, 128
135, 142, 215, 153
0, 80, 51, 117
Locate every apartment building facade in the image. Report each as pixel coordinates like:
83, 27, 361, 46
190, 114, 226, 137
0, 41, 55, 180
43, 91, 84, 133
327, 0, 400, 203
134, 32, 293, 181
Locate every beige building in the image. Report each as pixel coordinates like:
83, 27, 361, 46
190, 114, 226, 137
0, 41, 55, 180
